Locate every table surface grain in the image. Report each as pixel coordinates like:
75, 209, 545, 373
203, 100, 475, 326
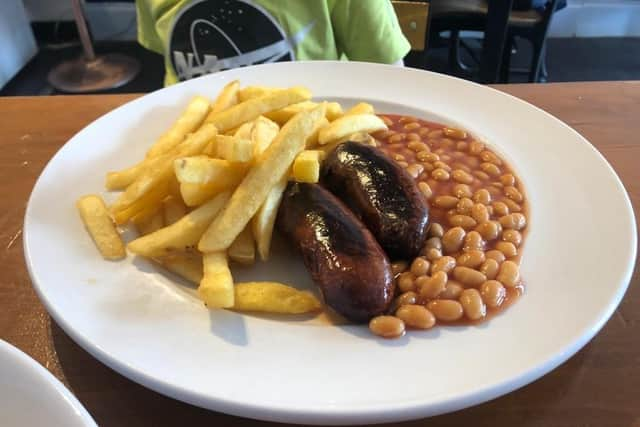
1, 81, 638, 427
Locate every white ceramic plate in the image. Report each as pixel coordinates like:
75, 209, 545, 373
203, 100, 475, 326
25, 62, 636, 425
0, 340, 96, 427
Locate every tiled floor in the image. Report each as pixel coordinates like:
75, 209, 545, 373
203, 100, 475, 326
2, 37, 639, 96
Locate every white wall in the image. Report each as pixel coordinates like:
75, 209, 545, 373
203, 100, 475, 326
1, 0, 37, 88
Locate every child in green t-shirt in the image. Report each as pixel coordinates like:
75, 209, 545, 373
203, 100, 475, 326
136, 0, 410, 85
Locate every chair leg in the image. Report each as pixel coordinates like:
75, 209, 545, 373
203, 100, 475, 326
529, 40, 545, 83
499, 36, 513, 83
540, 46, 549, 82
448, 30, 462, 74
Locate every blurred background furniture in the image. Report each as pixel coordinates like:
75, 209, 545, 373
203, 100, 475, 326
0, 0, 37, 89
429, 0, 562, 83
47, 0, 139, 93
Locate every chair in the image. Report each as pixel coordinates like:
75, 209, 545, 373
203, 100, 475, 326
429, 0, 561, 83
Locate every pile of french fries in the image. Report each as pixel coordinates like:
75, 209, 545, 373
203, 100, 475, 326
76, 81, 388, 315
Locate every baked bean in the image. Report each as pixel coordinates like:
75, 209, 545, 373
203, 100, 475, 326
480, 280, 506, 308
425, 248, 443, 261
453, 266, 487, 288
475, 220, 501, 241
466, 156, 481, 168
460, 289, 486, 320
463, 231, 484, 252
471, 203, 490, 223
499, 213, 526, 230
419, 271, 448, 299
487, 186, 502, 198
442, 227, 466, 254
424, 237, 443, 251
452, 169, 474, 184
440, 138, 455, 149
396, 291, 418, 306
479, 259, 500, 279
388, 143, 405, 152
434, 161, 452, 172
427, 300, 463, 322
418, 181, 433, 199
456, 141, 469, 151
485, 250, 506, 263
452, 162, 471, 172
469, 140, 485, 155
428, 222, 444, 238
480, 150, 503, 165
369, 316, 405, 338
432, 168, 450, 181
397, 161, 409, 168
495, 241, 518, 258
505, 186, 524, 203
486, 205, 494, 217
396, 305, 436, 329
503, 198, 522, 212
473, 170, 490, 181
418, 127, 431, 136
497, 260, 520, 287
457, 250, 485, 268
389, 133, 406, 143
408, 141, 429, 152
393, 153, 405, 162
439, 281, 464, 299
428, 129, 443, 139
491, 182, 504, 189
410, 257, 431, 277
500, 173, 516, 186
381, 117, 393, 127
422, 161, 435, 172
406, 132, 421, 142
404, 122, 421, 130
492, 201, 510, 217
406, 163, 424, 178
434, 195, 459, 209
431, 256, 456, 274
391, 261, 408, 276
502, 229, 523, 246
480, 162, 501, 177
416, 150, 432, 161
443, 127, 467, 139
399, 116, 414, 123
397, 272, 416, 292
424, 152, 440, 162
473, 189, 492, 205
449, 215, 477, 229
453, 183, 473, 198
456, 197, 474, 215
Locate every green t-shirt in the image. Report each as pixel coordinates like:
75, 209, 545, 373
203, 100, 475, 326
136, 0, 410, 86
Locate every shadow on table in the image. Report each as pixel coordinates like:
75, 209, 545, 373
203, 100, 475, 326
50, 317, 627, 427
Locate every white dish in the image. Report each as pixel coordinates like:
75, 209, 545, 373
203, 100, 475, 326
0, 340, 96, 427
24, 61, 636, 424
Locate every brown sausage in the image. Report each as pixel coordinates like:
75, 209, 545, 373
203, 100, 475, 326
321, 141, 430, 259
277, 182, 394, 322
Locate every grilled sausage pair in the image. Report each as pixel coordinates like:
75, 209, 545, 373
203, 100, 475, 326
277, 142, 430, 322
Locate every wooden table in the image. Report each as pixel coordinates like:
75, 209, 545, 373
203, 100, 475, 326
1, 81, 638, 426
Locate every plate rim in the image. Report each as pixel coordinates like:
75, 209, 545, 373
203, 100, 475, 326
23, 61, 637, 424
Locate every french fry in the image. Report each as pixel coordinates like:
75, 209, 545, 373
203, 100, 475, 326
110, 124, 217, 214
292, 150, 324, 183
234, 121, 255, 139
305, 117, 328, 148
199, 251, 234, 308
158, 252, 203, 284
203, 140, 217, 157
237, 85, 279, 102
228, 226, 255, 265
251, 116, 279, 158
205, 87, 311, 132
135, 209, 164, 236
174, 156, 247, 185
105, 161, 145, 191
111, 179, 169, 225
232, 282, 321, 314
179, 183, 218, 207
146, 96, 210, 158
76, 195, 125, 260
163, 195, 187, 225
215, 135, 254, 162
209, 80, 239, 115
251, 176, 287, 261
318, 114, 387, 145
199, 104, 326, 252
346, 102, 374, 116
127, 191, 231, 258
265, 101, 317, 124
325, 102, 344, 121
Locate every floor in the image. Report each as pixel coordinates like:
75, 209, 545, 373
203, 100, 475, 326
2, 37, 639, 96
